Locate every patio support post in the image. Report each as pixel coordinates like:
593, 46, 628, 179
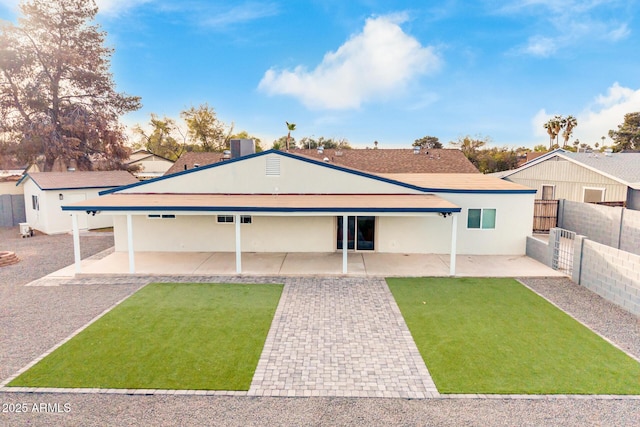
235, 214, 242, 274
450, 213, 458, 276
71, 213, 82, 273
342, 214, 348, 274
126, 214, 135, 274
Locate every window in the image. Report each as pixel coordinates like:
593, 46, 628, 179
217, 215, 252, 224
541, 185, 555, 200
583, 187, 604, 203
148, 214, 175, 219
31, 195, 39, 211
467, 208, 496, 229
217, 215, 234, 223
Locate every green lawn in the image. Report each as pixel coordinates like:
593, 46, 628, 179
387, 277, 640, 394
10, 282, 283, 390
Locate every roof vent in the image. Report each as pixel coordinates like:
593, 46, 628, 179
317, 146, 324, 154
67, 167, 75, 172
323, 157, 330, 162
335, 150, 343, 157
222, 150, 231, 160
604, 148, 613, 157
193, 163, 200, 168
413, 146, 420, 154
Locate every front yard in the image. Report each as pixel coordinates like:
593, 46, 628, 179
387, 277, 640, 394
9, 282, 283, 390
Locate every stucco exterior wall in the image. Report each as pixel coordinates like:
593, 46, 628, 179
505, 157, 627, 202
441, 192, 534, 255
376, 215, 452, 253
114, 215, 335, 252
23, 179, 114, 234
118, 154, 421, 195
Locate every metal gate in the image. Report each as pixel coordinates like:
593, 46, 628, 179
552, 229, 575, 275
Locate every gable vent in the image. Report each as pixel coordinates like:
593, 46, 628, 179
266, 156, 281, 176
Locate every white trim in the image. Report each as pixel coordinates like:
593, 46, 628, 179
582, 186, 605, 203
342, 214, 348, 274
72, 214, 81, 273
449, 214, 457, 276
235, 214, 242, 274
126, 214, 135, 274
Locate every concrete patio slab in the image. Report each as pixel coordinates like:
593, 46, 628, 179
64, 250, 564, 278
363, 253, 449, 277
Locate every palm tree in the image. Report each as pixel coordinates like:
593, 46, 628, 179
543, 115, 563, 149
561, 115, 577, 145
285, 121, 296, 151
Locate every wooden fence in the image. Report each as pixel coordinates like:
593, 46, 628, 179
533, 199, 558, 233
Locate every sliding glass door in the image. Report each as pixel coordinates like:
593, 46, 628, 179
336, 216, 375, 250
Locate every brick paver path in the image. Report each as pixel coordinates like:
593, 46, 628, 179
248, 277, 439, 398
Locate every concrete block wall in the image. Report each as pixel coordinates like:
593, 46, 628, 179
559, 200, 622, 248
526, 236, 551, 266
620, 208, 640, 255
577, 240, 640, 316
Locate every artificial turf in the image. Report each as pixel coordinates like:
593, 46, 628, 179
9, 282, 283, 390
387, 277, 640, 394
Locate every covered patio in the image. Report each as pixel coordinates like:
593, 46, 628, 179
63, 193, 465, 276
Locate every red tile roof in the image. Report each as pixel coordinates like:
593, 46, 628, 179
24, 171, 138, 190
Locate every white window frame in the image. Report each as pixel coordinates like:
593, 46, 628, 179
582, 187, 605, 203
541, 184, 555, 200
217, 215, 252, 224
467, 208, 497, 230
147, 214, 176, 219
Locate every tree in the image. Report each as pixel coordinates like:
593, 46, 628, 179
272, 135, 294, 150
412, 135, 442, 149
132, 114, 186, 161
533, 144, 548, 152
543, 115, 562, 149
0, 0, 141, 171
608, 112, 640, 151
449, 135, 489, 157
561, 115, 577, 145
181, 104, 232, 152
285, 121, 296, 151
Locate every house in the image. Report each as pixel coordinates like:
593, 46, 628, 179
126, 150, 175, 180
18, 171, 138, 234
495, 149, 640, 209
0, 157, 38, 227
62, 150, 535, 275
166, 148, 480, 175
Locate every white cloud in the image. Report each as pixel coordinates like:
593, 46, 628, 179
497, 0, 632, 57
258, 14, 441, 110
200, 2, 279, 28
533, 83, 640, 146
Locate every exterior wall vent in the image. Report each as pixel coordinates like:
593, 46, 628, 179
266, 156, 280, 176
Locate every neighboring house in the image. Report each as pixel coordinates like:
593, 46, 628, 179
166, 148, 480, 175
126, 150, 174, 180
63, 150, 535, 274
18, 171, 138, 234
0, 158, 38, 227
495, 149, 640, 209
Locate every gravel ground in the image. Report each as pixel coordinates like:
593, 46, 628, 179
1, 227, 639, 426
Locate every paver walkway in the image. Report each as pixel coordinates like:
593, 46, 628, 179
248, 277, 438, 399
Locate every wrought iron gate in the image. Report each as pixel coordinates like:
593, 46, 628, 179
552, 228, 575, 275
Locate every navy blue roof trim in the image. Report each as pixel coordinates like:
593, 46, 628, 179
98, 149, 536, 195
62, 205, 462, 214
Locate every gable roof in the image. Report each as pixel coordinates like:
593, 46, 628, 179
19, 171, 138, 190
127, 150, 174, 164
102, 150, 533, 196
499, 149, 640, 189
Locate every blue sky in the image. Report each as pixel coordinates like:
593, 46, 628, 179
1, 0, 639, 149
